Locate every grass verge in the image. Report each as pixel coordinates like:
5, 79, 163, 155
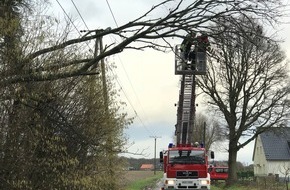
211, 180, 288, 190
211, 181, 259, 190
212, 185, 257, 190
125, 171, 163, 190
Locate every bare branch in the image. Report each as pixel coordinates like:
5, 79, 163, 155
1, 0, 288, 86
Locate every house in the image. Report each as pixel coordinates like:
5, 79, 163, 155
253, 128, 290, 178
140, 164, 154, 170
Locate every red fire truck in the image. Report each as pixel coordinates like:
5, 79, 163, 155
159, 36, 214, 190
208, 166, 228, 181
160, 144, 214, 189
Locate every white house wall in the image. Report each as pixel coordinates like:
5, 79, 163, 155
254, 136, 290, 177
267, 161, 290, 178
253, 136, 267, 176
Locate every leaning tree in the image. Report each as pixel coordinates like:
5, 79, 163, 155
0, 0, 286, 85
197, 15, 290, 185
0, 1, 131, 189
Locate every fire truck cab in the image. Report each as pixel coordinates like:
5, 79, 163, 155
160, 144, 214, 190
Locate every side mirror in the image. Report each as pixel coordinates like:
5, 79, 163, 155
159, 151, 163, 163
211, 151, 215, 159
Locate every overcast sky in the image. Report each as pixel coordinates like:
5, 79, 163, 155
50, 0, 290, 165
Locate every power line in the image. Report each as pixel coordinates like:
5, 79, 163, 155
105, 0, 119, 27
56, 0, 93, 53
55, 0, 81, 36
114, 52, 152, 125
104, 38, 156, 135
68, 0, 140, 121
107, 64, 155, 136
65, 0, 156, 136
71, 0, 90, 30
103, 0, 156, 135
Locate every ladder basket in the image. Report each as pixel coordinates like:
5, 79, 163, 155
174, 45, 206, 75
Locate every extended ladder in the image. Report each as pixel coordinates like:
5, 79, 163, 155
176, 75, 196, 145
174, 44, 206, 146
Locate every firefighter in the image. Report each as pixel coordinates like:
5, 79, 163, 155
193, 142, 200, 147
180, 32, 196, 60
189, 46, 196, 70
191, 34, 210, 71
196, 33, 210, 52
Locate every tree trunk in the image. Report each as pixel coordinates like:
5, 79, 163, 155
226, 141, 238, 186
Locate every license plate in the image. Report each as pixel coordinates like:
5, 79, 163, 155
182, 181, 193, 184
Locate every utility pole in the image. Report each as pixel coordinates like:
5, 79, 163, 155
150, 136, 161, 175
203, 121, 206, 149
95, 32, 109, 110
94, 30, 115, 189
82, 28, 114, 188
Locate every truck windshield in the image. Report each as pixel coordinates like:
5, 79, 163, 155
169, 150, 205, 164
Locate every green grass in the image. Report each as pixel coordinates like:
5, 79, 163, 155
211, 181, 288, 190
211, 184, 258, 190
125, 171, 163, 190
211, 181, 256, 190
125, 174, 288, 190
211, 181, 290, 190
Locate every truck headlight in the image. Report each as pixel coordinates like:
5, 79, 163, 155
201, 180, 210, 185
165, 180, 175, 185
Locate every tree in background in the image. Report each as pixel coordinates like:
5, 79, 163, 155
197, 15, 290, 185
193, 113, 224, 151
